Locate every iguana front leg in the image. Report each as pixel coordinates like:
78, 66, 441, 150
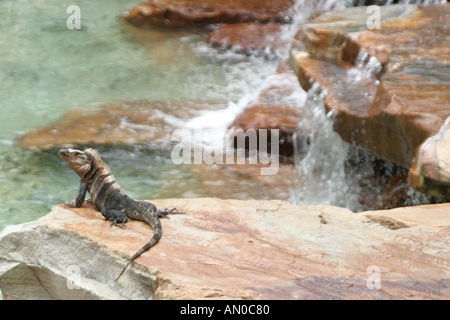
64, 180, 87, 208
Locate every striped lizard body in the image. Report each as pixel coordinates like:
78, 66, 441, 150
59, 147, 184, 281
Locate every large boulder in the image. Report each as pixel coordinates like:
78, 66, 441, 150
289, 4, 450, 196
124, 0, 294, 28
0, 198, 449, 299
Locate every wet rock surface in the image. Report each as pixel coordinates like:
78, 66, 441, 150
0, 198, 449, 299
206, 22, 288, 57
19, 100, 224, 150
290, 4, 450, 196
229, 60, 306, 160
124, 0, 294, 27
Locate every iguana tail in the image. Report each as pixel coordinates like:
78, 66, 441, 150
115, 229, 161, 282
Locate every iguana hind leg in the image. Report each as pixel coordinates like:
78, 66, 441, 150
101, 208, 128, 229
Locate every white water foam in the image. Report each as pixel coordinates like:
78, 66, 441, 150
290, 82, 364, 210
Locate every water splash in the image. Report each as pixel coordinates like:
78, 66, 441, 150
290, 82, 363, 209
352, 49, 383, 81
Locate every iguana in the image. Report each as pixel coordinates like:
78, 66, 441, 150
59, 147, 184, 281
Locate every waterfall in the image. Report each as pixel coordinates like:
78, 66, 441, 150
289, 0, 445, 211
289, 44, 386, 211
290, 83, 361, 209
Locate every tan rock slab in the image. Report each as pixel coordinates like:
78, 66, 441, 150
409, 117, 450, 198
364, 203, 450, 228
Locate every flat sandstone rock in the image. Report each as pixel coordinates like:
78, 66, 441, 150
0, 198, 449, 299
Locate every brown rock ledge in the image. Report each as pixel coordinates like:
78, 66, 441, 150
124, 0, 294, 28
0, 198, 449, 299
229, 60, 305, 160
206, 22, 288, 57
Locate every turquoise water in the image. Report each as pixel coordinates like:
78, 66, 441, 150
0, 0, 282, 231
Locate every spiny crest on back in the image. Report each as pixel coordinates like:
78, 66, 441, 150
84, 147, 112, 174
84, 148, 102, 161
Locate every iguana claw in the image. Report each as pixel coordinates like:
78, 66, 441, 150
63, 201, 76, 208
110, 218, 127, 229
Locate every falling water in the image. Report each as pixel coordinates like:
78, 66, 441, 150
289, 37, 388, 211
291, 83, 358, 208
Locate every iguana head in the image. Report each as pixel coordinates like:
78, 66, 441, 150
59, 148, 101, 178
